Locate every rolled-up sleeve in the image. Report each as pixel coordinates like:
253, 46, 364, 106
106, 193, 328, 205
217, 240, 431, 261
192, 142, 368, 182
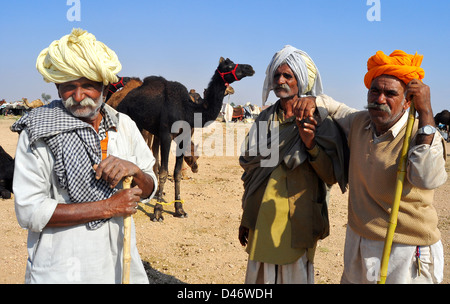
407, 131, 447, 189
315, 94, 359, 137
13, 132, 58, 232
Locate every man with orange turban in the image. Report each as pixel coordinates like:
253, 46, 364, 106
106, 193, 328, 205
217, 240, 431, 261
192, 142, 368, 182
292, 50, 447, 284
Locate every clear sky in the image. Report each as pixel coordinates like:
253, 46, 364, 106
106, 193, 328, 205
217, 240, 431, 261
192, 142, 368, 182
1, 0, 449, 114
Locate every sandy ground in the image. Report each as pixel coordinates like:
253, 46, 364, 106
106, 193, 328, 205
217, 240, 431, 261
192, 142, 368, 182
0, 116, 448, 284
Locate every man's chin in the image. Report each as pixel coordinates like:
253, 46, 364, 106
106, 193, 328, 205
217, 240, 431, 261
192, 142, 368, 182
275, 91, 295, 99
69, 107, 99, 119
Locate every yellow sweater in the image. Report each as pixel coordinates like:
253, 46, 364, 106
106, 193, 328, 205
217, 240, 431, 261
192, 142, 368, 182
347, 112, 440, 245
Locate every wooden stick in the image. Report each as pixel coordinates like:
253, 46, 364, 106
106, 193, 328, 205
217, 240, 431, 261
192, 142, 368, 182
122, 176, 133, 284
378, 103, 416, 284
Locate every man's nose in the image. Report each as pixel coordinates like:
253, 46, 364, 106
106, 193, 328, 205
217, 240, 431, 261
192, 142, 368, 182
72, 87, 85, 102
376, 93, 387, 104
276, 75, 286, 85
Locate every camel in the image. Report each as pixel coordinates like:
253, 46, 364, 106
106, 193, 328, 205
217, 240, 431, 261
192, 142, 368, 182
106, 77, 200, 180
116, 57, 254, 221
435, 110, 450, 141
189, 86, 234, 104
105, 76, 135, 102
0, 145, 14, 199
106, 77, 143, 107
23, 98, 44, 109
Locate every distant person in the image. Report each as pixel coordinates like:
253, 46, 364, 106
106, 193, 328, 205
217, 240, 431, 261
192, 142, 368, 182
238, 45, 348, 284
294, 50, 447, 283
11, 28, 157, 283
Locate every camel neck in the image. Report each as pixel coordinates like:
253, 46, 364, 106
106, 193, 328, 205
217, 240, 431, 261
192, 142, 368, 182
196, 73, 227, 126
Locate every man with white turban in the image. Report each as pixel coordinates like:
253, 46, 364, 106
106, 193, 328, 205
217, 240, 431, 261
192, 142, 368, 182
11, 29, 157, 283
238, 45, 348, 284
293, 50, 447, 283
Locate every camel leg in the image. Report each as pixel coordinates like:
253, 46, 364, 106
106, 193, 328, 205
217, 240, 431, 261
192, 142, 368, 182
173, 154, 187, 218
153, 133, 171, 222
151, 135, 160, 175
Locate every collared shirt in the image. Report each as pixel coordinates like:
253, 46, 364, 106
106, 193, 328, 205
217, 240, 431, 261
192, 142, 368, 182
370, 110, 409, 142
13, 103, 157, 284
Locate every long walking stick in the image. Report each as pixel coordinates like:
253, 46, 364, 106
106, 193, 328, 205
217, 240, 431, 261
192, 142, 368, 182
378, 103, 416, 284
122, 176, 133, 284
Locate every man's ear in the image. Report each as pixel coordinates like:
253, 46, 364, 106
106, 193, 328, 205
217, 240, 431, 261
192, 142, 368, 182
403, 96, 412, 110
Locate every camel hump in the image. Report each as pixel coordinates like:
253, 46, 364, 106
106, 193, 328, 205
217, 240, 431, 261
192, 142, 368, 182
141, 76, 189, 101
143, 76, 167, 86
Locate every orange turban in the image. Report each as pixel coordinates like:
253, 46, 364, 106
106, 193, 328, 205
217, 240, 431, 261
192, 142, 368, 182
364, 50, 425, 88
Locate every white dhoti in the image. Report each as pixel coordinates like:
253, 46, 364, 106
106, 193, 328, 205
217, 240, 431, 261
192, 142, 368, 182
341, 226, 444, 284
244, 253, 314, 284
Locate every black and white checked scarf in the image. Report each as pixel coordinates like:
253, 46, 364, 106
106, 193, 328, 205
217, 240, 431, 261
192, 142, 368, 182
11, 100, 118, 229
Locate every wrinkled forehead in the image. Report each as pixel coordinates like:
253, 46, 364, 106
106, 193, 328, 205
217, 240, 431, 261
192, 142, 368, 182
370, 74, 406, 92
57, 77, 104, 89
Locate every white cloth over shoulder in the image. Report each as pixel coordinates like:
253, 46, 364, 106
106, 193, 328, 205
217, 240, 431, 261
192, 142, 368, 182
262, 45, 323, 105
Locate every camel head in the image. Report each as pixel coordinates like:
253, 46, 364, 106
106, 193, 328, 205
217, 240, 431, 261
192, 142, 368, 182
216, 57, 254, 87
183, 142, 199, 173
184, 155, 199, 173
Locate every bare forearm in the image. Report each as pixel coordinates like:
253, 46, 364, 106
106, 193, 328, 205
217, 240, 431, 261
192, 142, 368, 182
46, 200, 111, 227
131, 170, 154, 198
46, 187, 142, 228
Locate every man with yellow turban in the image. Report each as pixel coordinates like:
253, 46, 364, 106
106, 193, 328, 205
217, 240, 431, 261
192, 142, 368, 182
293, 50, 447, 283
239, 45, 348, 283
11, 29, 157, 283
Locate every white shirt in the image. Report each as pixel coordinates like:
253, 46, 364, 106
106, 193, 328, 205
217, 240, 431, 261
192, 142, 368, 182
13, 105, 157, 283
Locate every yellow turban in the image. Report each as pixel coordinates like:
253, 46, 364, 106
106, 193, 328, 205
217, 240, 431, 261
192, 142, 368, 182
364, 50, 424, 89
36, 28, 122, 85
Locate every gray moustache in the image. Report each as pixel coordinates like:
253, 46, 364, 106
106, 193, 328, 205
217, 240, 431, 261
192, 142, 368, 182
366, 103, 391, 115
274, 84, 291, 91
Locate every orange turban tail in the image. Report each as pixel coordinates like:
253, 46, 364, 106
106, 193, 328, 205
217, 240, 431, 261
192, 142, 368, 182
364, 50, 425, 89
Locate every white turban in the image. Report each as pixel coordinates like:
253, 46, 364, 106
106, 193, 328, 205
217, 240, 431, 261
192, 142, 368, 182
262, 45, 323, 105
36, 28, 122, 85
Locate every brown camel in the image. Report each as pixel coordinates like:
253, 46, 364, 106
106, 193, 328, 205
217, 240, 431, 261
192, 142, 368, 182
23, 98, 44, 109
116, 57, 254, 221
189, 86, 234, 104
105, 76, 131, 101
106, 77, 143, 108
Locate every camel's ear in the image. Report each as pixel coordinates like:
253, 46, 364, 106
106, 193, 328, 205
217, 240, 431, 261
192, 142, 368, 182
219, 57, 225, 63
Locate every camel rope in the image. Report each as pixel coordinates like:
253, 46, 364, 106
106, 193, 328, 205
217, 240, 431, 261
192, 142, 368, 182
157, 199, 185, 206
